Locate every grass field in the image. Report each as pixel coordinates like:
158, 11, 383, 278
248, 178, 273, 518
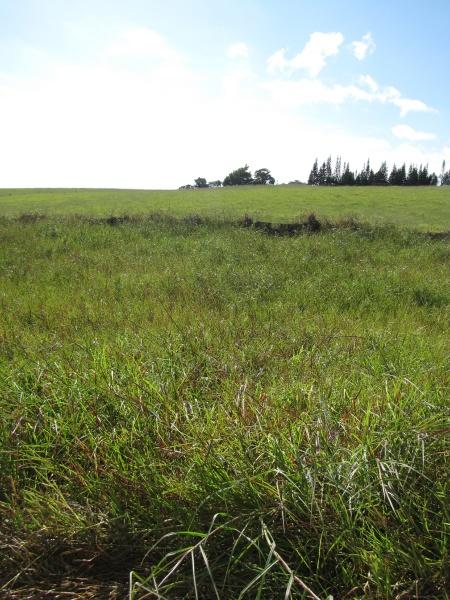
0, 185, 450, 230
0, 188, 449, 599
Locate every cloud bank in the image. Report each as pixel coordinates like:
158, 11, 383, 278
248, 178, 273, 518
267, 74, 435, 117
0, 28, 444, 188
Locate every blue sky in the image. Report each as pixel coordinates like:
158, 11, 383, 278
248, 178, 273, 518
1, 0, 449, 187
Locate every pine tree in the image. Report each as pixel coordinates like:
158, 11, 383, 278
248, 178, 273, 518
358, 164, 364, 185
440, 160, 446, 185
374, 161, 388, 185
308, 159, 319, 185
306, 155, 446, 187
418, 164, 429, 185
318, 162, 327, 185
358, 160, 370, 185
389, 164, 398, 185
334, 156, 342, 185
341, 163, 355, 185
325, 156, 333, 185
365, 159, 373, 185
440, 160, 450, 185
442, 169, 450, 185
407, 165, 419, 186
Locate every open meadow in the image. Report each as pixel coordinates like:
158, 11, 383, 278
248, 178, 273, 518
0, 187, 449, 599
0, 185, 449, 230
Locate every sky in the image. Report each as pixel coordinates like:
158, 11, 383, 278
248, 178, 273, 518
0, 0, 449, 188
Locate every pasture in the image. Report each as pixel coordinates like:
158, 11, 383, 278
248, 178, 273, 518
0, 185, 449, 230
0, 187, 449, 599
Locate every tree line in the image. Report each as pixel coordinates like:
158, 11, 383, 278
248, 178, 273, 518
180, 159, 450, 189
307, 156, 440, 186
180, 165, 275, 189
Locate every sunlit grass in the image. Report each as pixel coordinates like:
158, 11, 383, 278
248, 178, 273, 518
0, 214, 448, 598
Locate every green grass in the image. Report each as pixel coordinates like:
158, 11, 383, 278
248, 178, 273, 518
0, 205, 448, 598
0, 185, 449, 230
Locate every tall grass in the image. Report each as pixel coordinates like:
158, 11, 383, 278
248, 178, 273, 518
0, 216, 448, 598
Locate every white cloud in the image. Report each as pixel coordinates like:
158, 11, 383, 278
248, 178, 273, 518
370, 85, 433, 116
267, 32, 344, 77
267, 49, 288, 73
104, 27, 183, 62
227, 42, 249, 59
392, 124, 436, 141
359, 74, 379, 93
265, 33, 433, 117
390, 97, 436, 118
222, 64, 255, 98
264, 79, 372, 108
387, 143, 449, 172
265, 75, 435, 118
351, 32, 376, 61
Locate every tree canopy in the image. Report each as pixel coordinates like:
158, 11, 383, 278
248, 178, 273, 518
194, 177, 208, 188
222, 165, 275, 186
223, 165, 254, 186
253, 168, 275, 185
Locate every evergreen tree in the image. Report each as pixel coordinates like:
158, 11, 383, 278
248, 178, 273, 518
374, 161, 388, 185
390, 163, 406, 185
334, 156, 342, 185
442, 169, 450, 185
325, 156, 333, 184
388, 164, 398, 185
365, 159, 375, 185
418, 165, 429, 185
341, 163, 355, 185
440, 160, 446, 184
407, 165, 419, 186
306, 155, 443, 187
440, 160, 450, 185
318, 162, 327, 185
357, 164, 364, 185
308, 159, 319, 185
358, 160, 370, 185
